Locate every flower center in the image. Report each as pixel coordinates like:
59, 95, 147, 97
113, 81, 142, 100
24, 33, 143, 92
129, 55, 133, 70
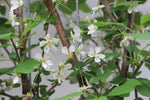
47, 39, 52, 45
92, 53, 96, 57
41, 58, 46, 63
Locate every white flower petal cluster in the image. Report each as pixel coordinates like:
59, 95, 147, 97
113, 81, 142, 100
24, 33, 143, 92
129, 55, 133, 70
9, 0, 23, 26
40, 34, 59, 52
91, 5, 105, 17
53, 62, 72, 83
71, 25, 82, 43
88, 47, 105, 63
61, 45, 75, 58
12, 72, 19, 84
128, 3, 138, 14
76, 43, 86, 59
35, 53, 53, 70
87, 24, 97, 35
79, 85, 94, 93
120, 36, 134, 47
10, 0, 23, 12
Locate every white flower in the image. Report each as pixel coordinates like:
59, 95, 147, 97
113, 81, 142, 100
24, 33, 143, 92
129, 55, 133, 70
71, 25, 82, 43
12, 72, 19, 84
88, 47, 105, 63
91, 5, 105, 17
10, 0, 23, 12
61, 45, 75, 58
87, 24, 97, 35
79, 85, 94, 93
9, 12, 20, 26
84, 16, 93, 23
40, 34, 59, 52
35, 53, 53, 70
128, 3, 138, 14
120, 36, 134, 47
53, 70, 65, 84
76, 43, 86, 59
58, 61, 72, 71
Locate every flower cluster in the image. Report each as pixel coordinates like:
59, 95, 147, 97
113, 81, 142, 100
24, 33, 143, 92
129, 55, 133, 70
9, 0, 23, 26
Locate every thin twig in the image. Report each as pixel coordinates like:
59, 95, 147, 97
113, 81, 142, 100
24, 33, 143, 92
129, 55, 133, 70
0, 92, 20, 100
10, 38, 20, 61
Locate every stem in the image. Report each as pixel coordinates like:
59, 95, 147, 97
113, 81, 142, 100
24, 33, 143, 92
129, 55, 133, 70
131, 61, 143, 78
10, 38, 20, 61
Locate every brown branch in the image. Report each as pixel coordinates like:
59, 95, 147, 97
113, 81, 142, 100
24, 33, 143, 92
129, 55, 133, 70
5, 0, 11, 8
44, 0, 87, 87
121, 11, 135, 76
131, 62, 143, 78
16, 7, 30, 94
100, 0, 117, 22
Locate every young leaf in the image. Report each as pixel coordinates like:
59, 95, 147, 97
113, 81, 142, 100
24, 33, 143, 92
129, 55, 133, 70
0, 67, 15, 75
128, 33, 150, 40
140, 14, 150, 25
108, 79, 141, 96
16, 59, 40, 73
54, 92, 85, 100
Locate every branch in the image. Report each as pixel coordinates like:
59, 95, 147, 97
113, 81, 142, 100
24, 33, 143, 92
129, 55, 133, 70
44, 0, 87, 87
100, 0, 117, 22
121, 11, 135, 76
131, 62, 143, 78
0, 92, 20, 100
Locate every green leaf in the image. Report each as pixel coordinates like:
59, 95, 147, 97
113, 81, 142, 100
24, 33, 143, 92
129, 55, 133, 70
91, 71, 112, 83
22, 44, 39, 54
140, 50, 150, 57
58, 1, 76, 15
128, 33, 150, 40
40, 85, 47, 97
0, 67, 15, 75
140, 14, 150, 25
136, 78, 150, 97
87, 96, 108, 100
110, 75, 126, 84
16, 59, 40, 73
9, 52, 18, 61
21, 20, 39, 38
54, 92, 85, 100
79, 0, 90, 12
0, 5, 6, 15
104, 52, 122, 58
108, 79, 141, 96
116, 1, 139, 6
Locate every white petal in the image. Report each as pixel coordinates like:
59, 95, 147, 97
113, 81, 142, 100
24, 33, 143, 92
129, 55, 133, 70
78, 43, 84, 50
61, 47, 68, 54
88, 52, 93, 57
45, 34, 50, 40
46, 60, 53, 66
40, 41, 47, 47
95, 47, 101, 53
52, 38, 59, 44
13, 76, 19, 84
42, 62, 48, 69
69, 45, 75, 53
95, 57, 100, 62
65, 63, 72, 69
44, 45, 50, 53
35, 53, 42, 60
73, 25, 80, 34
98, 54, 105, 59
